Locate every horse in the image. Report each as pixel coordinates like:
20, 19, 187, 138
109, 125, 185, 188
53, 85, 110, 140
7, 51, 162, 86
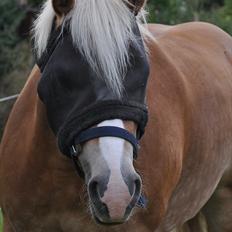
0, 0, 232, 231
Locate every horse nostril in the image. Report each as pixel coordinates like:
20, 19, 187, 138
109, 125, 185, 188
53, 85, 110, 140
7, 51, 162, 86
88, 175, 108, 198
89, 180, 97, 192
88, 178, 107, 203
129, 176, 142, 207
123, 175, 142, 218
88, 178, 110, 219
134, 177, 142, 197
88, 180, 103, 209
128, 174, 142, 196
88, 180, 99, 200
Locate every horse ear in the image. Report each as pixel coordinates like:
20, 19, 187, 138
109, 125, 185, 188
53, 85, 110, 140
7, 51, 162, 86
52, 0, 75, 16
126, 0, 147, 15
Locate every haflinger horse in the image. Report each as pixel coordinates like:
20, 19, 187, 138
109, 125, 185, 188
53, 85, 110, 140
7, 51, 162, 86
0, 0, 232, 231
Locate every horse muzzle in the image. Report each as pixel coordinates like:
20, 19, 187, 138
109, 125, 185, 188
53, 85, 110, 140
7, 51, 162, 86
88, 173, 142, 225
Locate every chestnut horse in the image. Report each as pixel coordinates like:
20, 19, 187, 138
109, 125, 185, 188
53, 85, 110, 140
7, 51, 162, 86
1, 0, 232, 231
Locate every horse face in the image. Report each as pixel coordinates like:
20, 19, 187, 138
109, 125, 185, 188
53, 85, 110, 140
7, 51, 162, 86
78, 119, 142, 224
36, 1, 147, 223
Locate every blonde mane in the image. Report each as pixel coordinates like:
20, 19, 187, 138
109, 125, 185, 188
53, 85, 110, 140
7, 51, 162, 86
33, 0, 150, 97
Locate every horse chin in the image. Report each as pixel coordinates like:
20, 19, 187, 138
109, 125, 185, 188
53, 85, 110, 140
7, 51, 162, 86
93, 214, 126, 226
89, 203, 129, 226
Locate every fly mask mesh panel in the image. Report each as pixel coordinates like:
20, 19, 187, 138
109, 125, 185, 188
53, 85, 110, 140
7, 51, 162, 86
37, 22, 150, 157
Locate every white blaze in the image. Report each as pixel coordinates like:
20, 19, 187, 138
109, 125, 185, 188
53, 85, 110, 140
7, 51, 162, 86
98, 119, 131, 219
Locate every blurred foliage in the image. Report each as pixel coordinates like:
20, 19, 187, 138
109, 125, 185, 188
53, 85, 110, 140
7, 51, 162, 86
0, 0, 25, 77
28, 0, 43, 6
147, 0, 232, 33
0, 0, 33, 139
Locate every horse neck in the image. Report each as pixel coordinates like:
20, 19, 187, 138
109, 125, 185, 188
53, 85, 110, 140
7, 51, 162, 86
133, 38, 188, 226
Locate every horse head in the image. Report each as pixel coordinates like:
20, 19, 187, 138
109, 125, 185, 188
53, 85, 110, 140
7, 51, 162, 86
33, 0, 149, 226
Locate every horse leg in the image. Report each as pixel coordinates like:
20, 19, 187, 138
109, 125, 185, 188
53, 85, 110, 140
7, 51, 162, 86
201, 185, 232, 232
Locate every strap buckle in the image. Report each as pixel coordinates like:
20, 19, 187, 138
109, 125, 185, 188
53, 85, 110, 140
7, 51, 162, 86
70, 145, 82, 157
70, 145, 85, 178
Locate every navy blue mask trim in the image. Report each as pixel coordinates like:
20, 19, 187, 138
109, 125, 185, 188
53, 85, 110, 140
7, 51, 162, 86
74, 126, 139, 158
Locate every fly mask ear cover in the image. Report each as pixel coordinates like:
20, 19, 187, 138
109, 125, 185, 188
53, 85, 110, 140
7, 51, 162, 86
36, 21, 150, 157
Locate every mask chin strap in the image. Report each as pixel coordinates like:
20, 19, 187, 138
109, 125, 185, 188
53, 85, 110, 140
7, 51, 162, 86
69, 126, 139, 177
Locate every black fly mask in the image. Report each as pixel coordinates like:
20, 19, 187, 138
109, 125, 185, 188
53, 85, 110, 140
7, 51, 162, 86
36, 20, 150, 159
